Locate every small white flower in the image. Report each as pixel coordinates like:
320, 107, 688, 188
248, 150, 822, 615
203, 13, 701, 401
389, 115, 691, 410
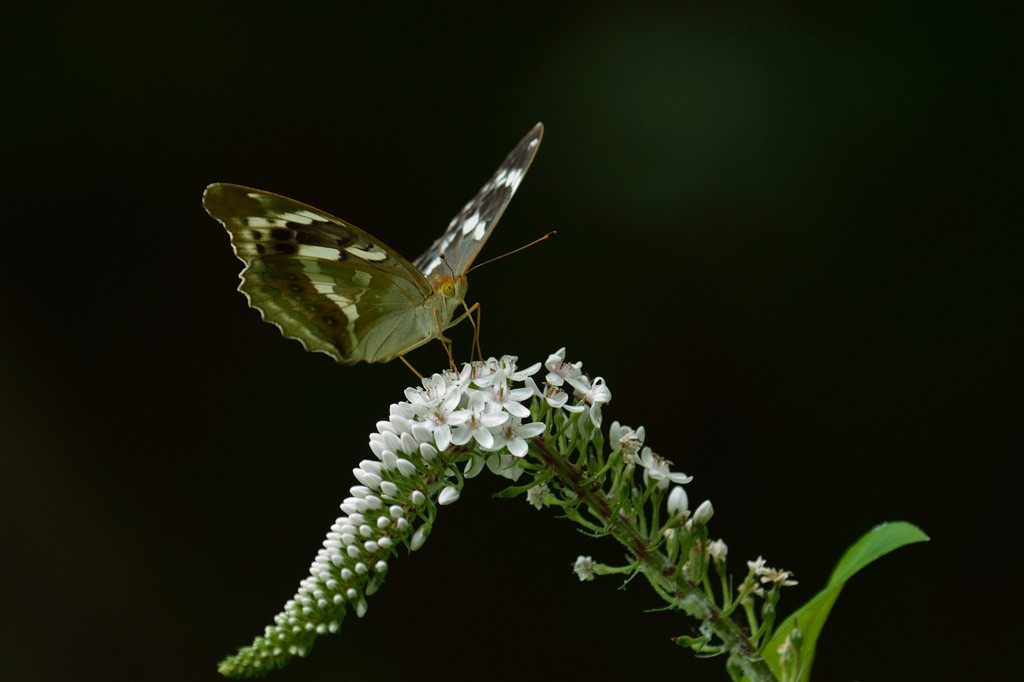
403, 373, 447, 410
570, 375, 611, 427
609, 421, 645, 455
416, 389, 462, 452
747, 556, 767, 575
759, 566, 798, 587
577, 375, 611, 405
498, 355, 541, 381
526, 483, 549, 509
450, 393, 509, 449
489, 417, 546, 457
535, 382, 585, 412
544, 347, 583, 388
636, 447, 693, 490
487, 371, 534, 419
573, 555, 596, 581
708, 539, 728, 563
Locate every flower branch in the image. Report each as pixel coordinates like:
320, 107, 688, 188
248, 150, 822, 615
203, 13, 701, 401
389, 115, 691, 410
217, 349, 915, 681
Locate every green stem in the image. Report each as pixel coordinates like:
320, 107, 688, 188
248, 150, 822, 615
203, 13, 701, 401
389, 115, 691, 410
530, 436, 777, 682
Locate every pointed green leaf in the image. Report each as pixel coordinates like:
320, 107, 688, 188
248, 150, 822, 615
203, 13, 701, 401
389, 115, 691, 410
756, 521, 929, 681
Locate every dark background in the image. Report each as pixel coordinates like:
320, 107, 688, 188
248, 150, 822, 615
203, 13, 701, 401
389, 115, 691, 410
2, 3, 1018, 680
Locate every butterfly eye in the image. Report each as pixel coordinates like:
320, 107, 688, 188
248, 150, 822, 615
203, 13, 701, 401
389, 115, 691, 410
442, 280, 457, 297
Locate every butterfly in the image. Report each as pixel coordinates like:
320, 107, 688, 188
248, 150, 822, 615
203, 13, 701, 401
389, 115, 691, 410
203, 123, 543, 365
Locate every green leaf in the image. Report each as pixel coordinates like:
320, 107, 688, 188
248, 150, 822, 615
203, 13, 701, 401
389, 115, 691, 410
756, 521, 929, 681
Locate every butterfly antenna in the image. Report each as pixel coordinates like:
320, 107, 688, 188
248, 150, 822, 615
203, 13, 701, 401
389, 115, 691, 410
466, 230, 556, 274
439, 253, 456, 277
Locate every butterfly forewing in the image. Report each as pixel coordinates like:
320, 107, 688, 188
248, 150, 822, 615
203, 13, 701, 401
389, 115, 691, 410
203, 183, 433, 364
413, 123, 543, 286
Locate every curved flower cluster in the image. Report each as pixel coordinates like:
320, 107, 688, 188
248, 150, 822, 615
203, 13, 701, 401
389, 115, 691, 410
219, 351, 608, 678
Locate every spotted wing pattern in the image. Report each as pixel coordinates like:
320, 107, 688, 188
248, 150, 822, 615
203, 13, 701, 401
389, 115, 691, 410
413, 122, 543, 287
203, 184, 432, 364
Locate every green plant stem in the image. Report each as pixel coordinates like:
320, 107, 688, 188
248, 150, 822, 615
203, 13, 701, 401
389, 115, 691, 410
531, 436, 777, 682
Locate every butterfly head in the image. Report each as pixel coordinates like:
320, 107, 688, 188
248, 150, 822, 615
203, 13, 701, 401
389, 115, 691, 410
437, 272, 468, 304
423, 272, 468, 330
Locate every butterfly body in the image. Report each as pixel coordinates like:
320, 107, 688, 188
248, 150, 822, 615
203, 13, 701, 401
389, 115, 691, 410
204, 123, 542, 364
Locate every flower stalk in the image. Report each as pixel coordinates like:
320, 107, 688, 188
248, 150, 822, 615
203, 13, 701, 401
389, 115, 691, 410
217, 350, 794, 681
527, 435, 774, 682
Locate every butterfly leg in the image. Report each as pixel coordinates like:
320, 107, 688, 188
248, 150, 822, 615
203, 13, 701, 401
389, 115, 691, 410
433, 307, 458, 371
443, 301, 482, 363
398, 354, 425, 381
460, 301, 483, 362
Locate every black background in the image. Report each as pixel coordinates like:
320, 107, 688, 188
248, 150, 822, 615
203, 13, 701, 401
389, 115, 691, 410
2, 3, 1018, 680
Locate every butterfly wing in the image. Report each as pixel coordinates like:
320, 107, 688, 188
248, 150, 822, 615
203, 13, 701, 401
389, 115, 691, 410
413, 123, 543, 286
204, 183, 435, 364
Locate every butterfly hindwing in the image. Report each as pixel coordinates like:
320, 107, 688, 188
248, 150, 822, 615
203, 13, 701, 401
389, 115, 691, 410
203, 183, 433, 363
413, 123, 543, 286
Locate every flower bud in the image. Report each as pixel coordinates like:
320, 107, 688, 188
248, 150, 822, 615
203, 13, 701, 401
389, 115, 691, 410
692, 500, 714, 525
667, 485, 689, 516
438, 486, 460, 505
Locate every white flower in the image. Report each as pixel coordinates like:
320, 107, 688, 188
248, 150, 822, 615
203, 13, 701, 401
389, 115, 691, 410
753, 561, 798, 585
526, 483, 549, 509
758, 565, 798, 587
488, 417, 546, 457
708, 539, 728, 563
530, 380, 585, 413
544, 347, 590, 393
487, 371, 534, 419
577, 375, 611, 404
609, 421, 645, 455
460, 358, 496, 386
403, 373, 448, 410
413, 387, 462, 452
449, 393, 509, 449
636, 447, 693, 490
573, 555, 596, 581
497, 355, 541, 382
575, 376, 611, 426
